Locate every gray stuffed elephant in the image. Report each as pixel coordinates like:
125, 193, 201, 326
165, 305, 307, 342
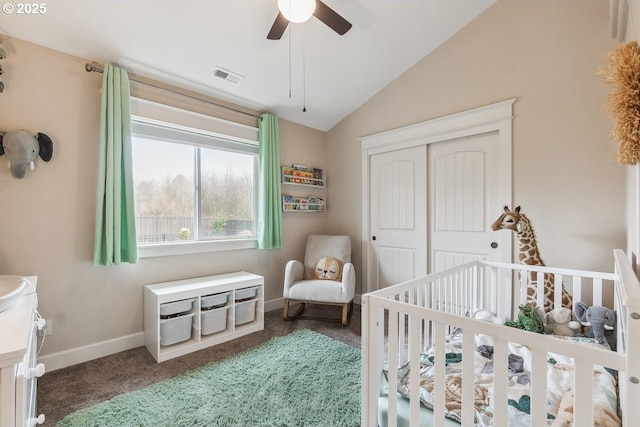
0, 129, 53, 179
574, 301, 616, 350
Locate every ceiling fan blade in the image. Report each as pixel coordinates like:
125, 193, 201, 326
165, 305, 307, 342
314, 0, 352, 35
267, 11, 289, 40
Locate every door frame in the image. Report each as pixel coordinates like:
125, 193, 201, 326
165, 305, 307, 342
360, 99, 515, 293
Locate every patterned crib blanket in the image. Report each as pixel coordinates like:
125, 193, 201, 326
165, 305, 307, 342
385, 332, 620, 427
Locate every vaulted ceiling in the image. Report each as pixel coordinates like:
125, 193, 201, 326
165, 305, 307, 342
0, 0, 497, 131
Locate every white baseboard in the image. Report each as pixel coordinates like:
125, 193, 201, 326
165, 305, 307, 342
39, 332, 145, 372
39, 295, 361, 372
264, 297, 284, 312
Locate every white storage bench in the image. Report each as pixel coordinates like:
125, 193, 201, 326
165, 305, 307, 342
144, 271, 264, 362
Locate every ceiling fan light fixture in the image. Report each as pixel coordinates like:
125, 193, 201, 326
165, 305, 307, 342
277, 0, 316, 23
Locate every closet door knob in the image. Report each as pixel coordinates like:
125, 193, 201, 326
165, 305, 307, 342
490, 242, 498, 249
372, 236, 377, 241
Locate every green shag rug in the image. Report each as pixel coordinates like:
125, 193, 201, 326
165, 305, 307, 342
57, 330, 361, 427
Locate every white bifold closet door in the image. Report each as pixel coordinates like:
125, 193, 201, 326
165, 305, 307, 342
369, 145, 428, 290
368, 131, 503, 290
429, 131, 501, 273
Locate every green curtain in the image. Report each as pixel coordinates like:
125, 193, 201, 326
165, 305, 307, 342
257, 113, 283, 249
93, 64, 138, 266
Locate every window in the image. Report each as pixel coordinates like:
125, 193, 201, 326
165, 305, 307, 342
131, 119, 259, 256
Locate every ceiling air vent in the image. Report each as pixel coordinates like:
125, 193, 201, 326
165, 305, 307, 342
212, 67, 244, 85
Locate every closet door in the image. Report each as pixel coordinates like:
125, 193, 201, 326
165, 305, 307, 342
369, 145, 427, 290
361, 99, 514, 292
429, 131, 502, 272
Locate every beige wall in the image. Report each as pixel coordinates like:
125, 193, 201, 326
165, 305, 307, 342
0, 37, 327, 357
327, 0, 625, 295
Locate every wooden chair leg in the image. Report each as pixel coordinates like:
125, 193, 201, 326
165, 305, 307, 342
283, 300, 305, 321
286, 299, 351, 325
341, 303, 349, 327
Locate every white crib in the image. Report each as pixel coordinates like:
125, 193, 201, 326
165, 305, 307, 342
361, 249, 640, 427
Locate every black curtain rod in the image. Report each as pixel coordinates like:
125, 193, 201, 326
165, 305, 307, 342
85, 63, 261, 121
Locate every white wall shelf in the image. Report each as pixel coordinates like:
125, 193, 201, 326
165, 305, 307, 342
281, 165, 326, 188
281, 165, 326, 212
144, 271, 264, 363
282, 195, 325, 212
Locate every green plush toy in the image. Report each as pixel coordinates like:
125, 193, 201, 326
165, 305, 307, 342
505, 302, 544, 333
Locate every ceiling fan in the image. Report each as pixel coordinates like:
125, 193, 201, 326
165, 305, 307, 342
267, 0, 352, 40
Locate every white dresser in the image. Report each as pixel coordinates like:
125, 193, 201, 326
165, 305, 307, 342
0, 277, 45, 427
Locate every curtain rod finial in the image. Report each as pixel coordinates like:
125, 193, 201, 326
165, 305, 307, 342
86, 63, 102, 73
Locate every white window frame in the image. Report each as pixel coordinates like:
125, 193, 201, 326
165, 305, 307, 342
130, 98, 260, 258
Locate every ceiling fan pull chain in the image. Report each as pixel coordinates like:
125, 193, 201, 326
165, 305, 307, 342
302, 30, 307, 112
288, 24, 292, 99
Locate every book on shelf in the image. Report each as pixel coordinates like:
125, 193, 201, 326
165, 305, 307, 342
282, 194, 325, 211
281, 165, 325, 186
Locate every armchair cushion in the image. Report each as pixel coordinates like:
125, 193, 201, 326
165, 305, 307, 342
288, 279, 348, 303
312, 256, 343, 281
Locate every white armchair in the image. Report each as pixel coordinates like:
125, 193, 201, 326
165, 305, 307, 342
283, 235, 356, 326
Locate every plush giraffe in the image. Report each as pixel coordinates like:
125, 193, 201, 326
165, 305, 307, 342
491, 206, 573, 313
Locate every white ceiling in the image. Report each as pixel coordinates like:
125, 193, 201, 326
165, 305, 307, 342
0, 0, 496, 131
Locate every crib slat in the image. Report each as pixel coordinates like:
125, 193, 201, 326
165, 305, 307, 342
493, 338, 509, 427
554, 273, 563, 309
536, 271, 545, 310
471, 265, 479, 315
408, 316, 422, 426
500, 266, 512, 321
494, 267, 503, 318
476, 264, 484, 311
428, 285, 435, 348
520, 270, 528, 307
398, 293, 407, 363
444, 275, 450, 314
432, 321, 446, 427
450, 274, 455, 313
463, 268, 470, 315
530, 347, 548, 426
490, 266, 499, 313
573, 359, 594, 427
418, 285, 425, 347
387, 308, 399, 427
362, 296, 385, 427
461, 330, 475, 427
454, 272, 461, 316
593, 278, 603, 306
572, 275, 582, 306
448, 274, 454, 315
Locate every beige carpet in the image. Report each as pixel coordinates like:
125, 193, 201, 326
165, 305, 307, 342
37, 304, 362, 425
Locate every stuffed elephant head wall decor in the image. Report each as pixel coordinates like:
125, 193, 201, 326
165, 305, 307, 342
0, 129, 54, 179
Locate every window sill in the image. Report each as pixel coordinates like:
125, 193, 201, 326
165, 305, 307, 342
138, 238, 257, 258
